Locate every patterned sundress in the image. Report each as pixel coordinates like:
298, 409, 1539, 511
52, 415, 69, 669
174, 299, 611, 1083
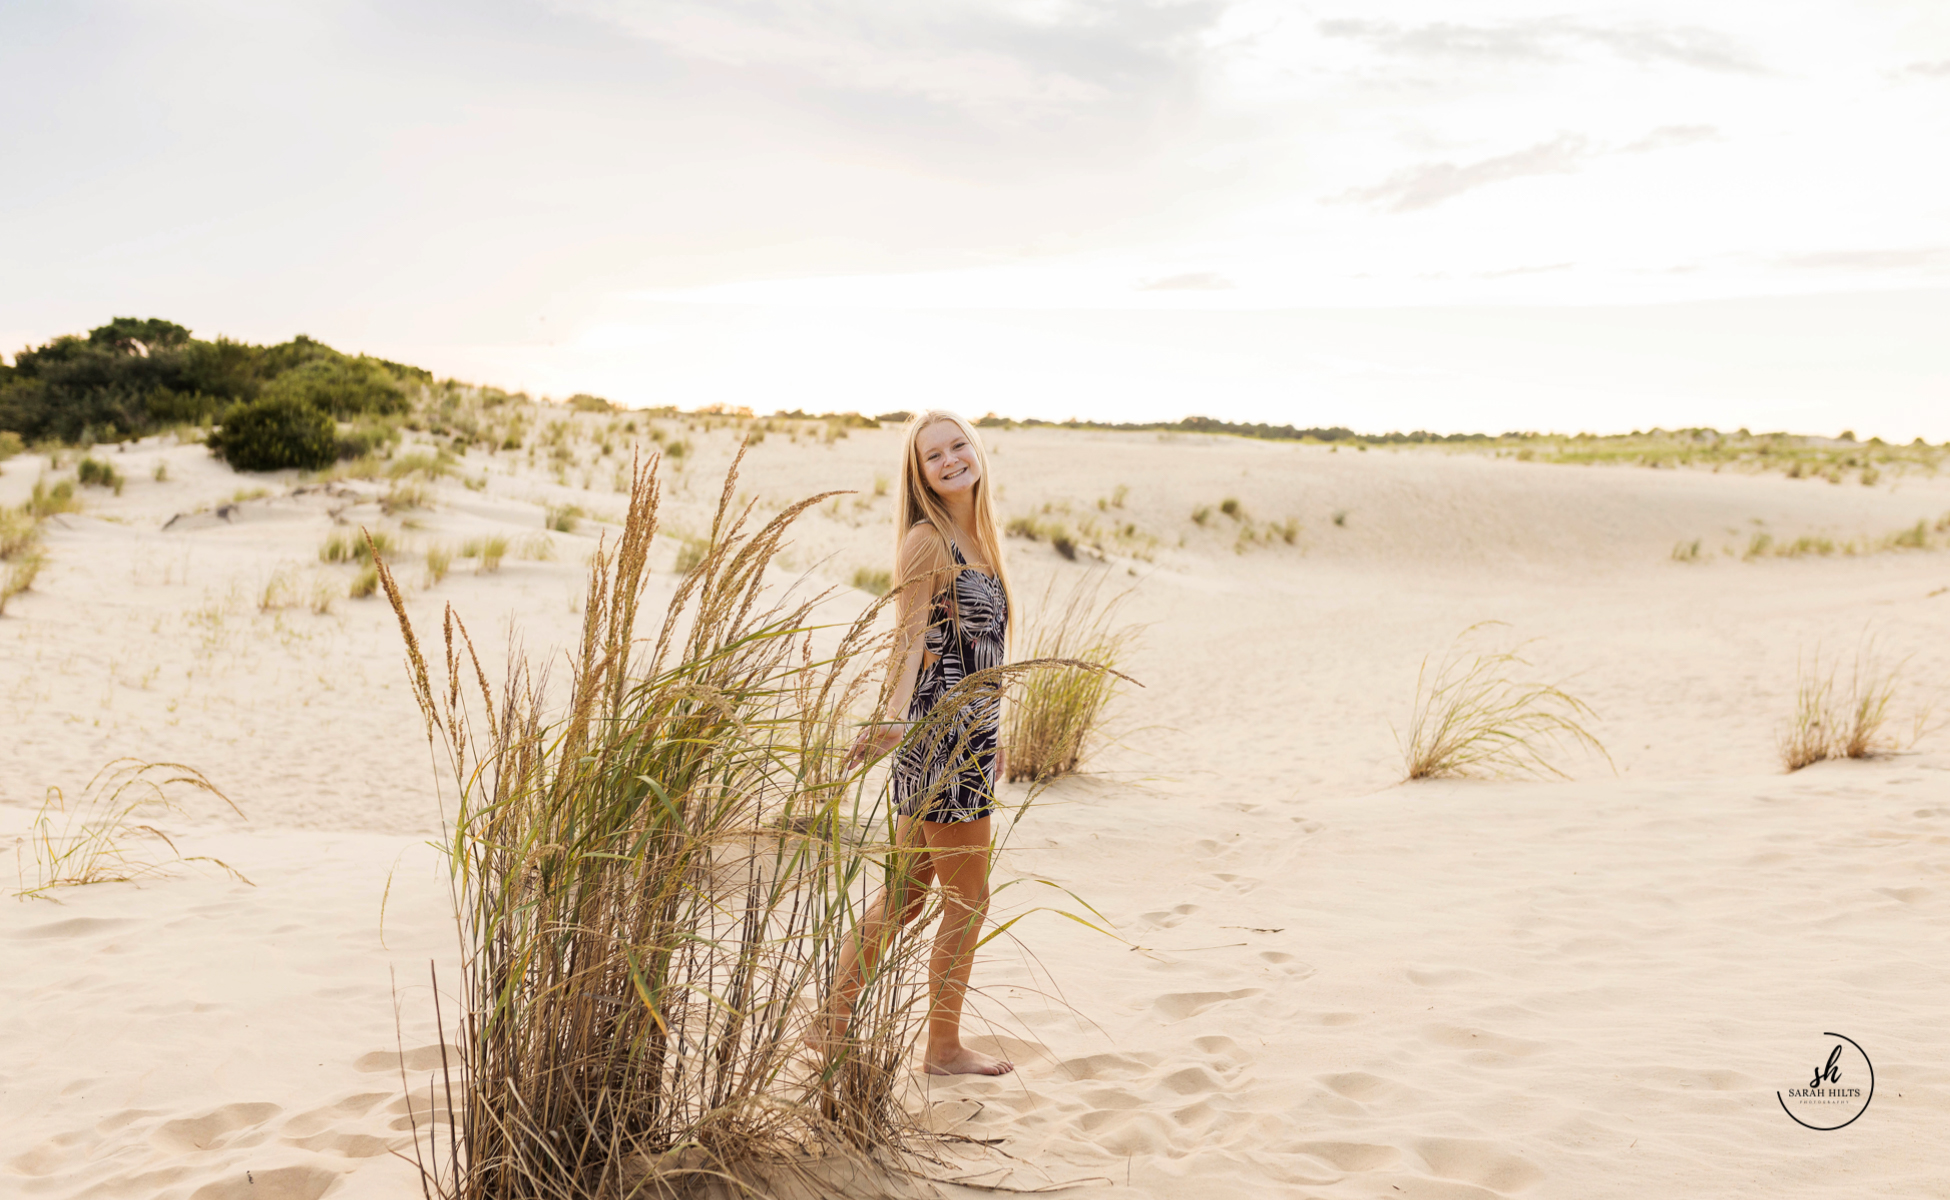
892, 535, 1008, 823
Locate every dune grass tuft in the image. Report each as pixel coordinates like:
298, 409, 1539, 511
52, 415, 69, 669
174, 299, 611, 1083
1399, 623, 1611, 781
1781, 639, 1908, 770
1004, 572, 1140, 784
77, 456, 125, 494
850, 565, 891, 596
14, 759, 250, 899
349, 563, 379, 598
28, 479, 81, 519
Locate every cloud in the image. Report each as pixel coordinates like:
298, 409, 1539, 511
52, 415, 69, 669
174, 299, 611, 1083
1138, 271, 1234, 290
1900, 60, 1950, 78
553, 0, 1227, 120
1334, 135, 1589, 213
1780, 248, 1948, 272
1317, 17, 1761, 73
1621, 124, 1719, 153
1336, 124, 1724, 214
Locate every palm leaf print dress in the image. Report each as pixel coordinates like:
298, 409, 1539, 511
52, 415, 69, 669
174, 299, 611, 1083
893, 535, 1008, 823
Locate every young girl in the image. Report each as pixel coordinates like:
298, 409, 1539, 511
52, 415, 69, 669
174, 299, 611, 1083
830, 410, 1015, 1076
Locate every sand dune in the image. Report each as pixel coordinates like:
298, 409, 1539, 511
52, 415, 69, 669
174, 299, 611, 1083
4, 423, 1947, 1197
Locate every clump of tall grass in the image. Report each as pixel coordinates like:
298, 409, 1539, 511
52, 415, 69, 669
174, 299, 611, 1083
322, 528, 394, 564
1, 506, 46, 616
0, 507, 37, 560
77, 456, 125, 494
425, 544, 454, 587
850, 566, 891, 596
1781, 639, 1908, 770
1004, 572, 1139, 784
0, 552, 43, 616
350, 564, 379, 598
13, 759, 250, 899
27, 479, 80, 519
546, 503, 584, 533
378, 450, 1109, 1197
383, 481, 431, 514
1399, 623, 1611, 780
377, 455, 910, 1195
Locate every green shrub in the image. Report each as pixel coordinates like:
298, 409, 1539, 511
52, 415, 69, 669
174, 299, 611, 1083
208, 396, 337, 471
260, 356, 406, 418
0, 431, 23, 461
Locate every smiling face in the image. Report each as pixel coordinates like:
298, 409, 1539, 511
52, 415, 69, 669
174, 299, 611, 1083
915, 418, 981, 501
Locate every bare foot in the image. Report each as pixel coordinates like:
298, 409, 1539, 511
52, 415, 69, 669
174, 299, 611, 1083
923, 1047, 1014, 1076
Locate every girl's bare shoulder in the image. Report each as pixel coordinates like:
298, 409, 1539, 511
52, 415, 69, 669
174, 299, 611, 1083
897, 522, 952, 576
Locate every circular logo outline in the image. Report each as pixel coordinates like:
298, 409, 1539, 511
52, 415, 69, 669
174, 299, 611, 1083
1777, 1032, 1874, 1130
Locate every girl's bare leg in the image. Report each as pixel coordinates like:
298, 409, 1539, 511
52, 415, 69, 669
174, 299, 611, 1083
817, 815, 932, 1045
920, 815, 1012, 1076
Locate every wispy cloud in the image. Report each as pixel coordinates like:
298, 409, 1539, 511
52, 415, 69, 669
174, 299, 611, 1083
1780, 248, 1948, 271
556, 0, 1227, 120
1335, 135, 1589, 213
1318, 17, 1761, 73
1138, 271, 1234, 290
1335, 124, 1721, 214
1900, 59, 1950, 78
1621, 124, 1719, 153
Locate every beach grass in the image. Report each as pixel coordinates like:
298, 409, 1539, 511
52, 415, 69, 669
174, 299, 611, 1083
13, 759, 249, 899
377, 447, 1116, 1197
374, 450, 953, 1197
1781, 639, 1908, 770
1399, 623, 1611, 780
1004, 572, 1139, 784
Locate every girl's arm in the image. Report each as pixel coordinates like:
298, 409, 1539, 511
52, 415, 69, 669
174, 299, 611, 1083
848, 525, 951, 763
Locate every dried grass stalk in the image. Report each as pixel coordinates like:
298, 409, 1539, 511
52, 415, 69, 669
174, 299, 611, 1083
1400, 623, 1611, 781
13, 758, 250, 899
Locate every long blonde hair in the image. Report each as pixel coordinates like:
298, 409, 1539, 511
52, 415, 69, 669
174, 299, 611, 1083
895, 410, 1014, 633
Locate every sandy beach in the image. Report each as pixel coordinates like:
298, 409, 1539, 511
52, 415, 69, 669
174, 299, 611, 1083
5, 418, 1949, 1199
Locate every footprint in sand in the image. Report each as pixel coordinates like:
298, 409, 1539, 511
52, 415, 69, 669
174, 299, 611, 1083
1137, 902, 1200, 929
1152, 988, 1262, 1022
1286, 1139, 1403, 1172
1413, 1135, 1546, 1193
353, 1044, 464, 1074
151, 1102, 283, 1153
1876, 886, 1929, 903
1406, 966, 1482, 986
1058, 1051, 1161, 1081
1318, 1071, 1394, 1103
9, 916, 139, 940
188, 1164, 342, 1200
1421, 1023, 1547, 1059
281, 1091, 391, 1137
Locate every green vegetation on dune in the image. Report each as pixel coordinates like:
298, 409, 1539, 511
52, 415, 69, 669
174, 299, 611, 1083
0, 317, 423, 450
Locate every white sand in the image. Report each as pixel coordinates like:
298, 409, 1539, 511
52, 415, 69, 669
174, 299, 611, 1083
4, 422, 1948, 1198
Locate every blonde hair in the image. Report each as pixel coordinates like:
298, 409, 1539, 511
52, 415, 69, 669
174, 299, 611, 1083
895, 410, 1014, 634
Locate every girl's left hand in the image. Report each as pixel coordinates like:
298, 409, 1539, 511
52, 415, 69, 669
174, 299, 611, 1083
845, 720, 907, 769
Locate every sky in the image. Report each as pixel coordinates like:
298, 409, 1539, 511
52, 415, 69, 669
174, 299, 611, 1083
3, 0, 1947, 438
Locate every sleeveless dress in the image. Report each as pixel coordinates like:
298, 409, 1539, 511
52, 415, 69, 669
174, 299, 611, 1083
892, 536, 1008, 823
